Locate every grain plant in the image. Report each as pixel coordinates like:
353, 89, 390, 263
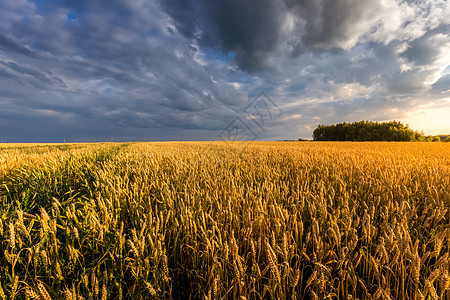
0, 141, 449, 299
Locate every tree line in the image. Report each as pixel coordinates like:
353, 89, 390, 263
312, 121, 449, 142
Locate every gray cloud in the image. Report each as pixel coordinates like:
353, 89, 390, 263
0, 0, 253, 141
431, 74, 450, 94
401, 25, 450, 67
0, 33, 34, 57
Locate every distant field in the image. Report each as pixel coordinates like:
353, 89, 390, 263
1, 142, 449, 299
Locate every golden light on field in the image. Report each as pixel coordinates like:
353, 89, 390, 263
0, 142, 449, 298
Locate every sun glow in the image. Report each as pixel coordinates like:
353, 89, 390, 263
402, 99, 450, 135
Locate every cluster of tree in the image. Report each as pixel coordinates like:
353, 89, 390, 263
424, 136, 441, 142
312, 121, 426, 141
424, 135, 450, 142
435, 135, 450, 142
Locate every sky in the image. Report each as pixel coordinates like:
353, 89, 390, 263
0, 0, 449, 142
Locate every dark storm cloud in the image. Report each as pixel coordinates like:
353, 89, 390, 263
160, 0, 286, 71
287, 0, 383, 50
159, 0, 393, 71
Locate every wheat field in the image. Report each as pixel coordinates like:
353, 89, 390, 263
0, 141, 449, 299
